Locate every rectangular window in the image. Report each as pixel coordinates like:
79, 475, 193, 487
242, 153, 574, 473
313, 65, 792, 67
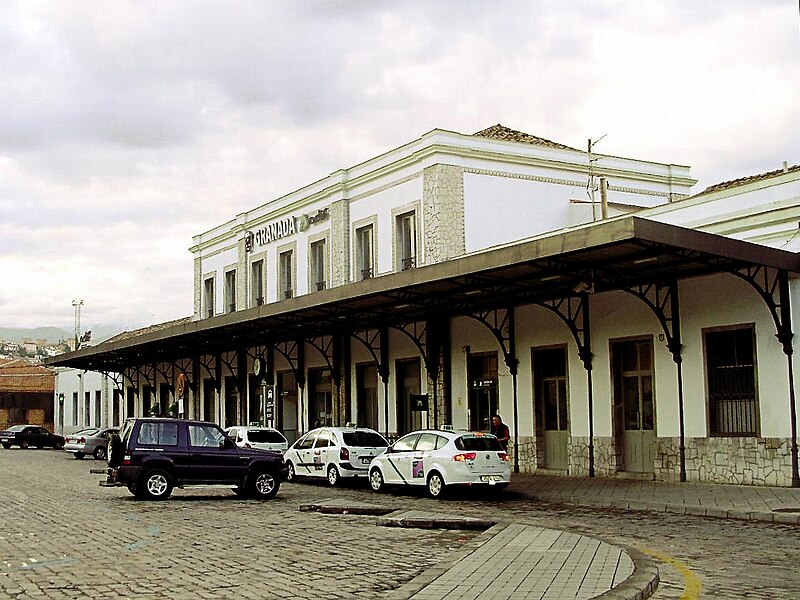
251, 260, 264, 306
95, 390, 101, 426
84, 391, 91, 426
72, 392, 78, 426
310, 239, 327, 291
356, 225, 374, 280
396, 211, 416, 271
224, 270, 236, 313
279, 250, 293, 299
706, 327, 757, 436
203, 277, 215, 318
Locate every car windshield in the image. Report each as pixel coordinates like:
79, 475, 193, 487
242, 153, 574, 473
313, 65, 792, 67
343, 431, 388, 447
247, 430, 285, 443
455, 434, 503, 451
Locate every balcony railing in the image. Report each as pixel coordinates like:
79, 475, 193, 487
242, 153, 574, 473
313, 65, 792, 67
316, 281, 327, 291
401, 256, 416, 271
360, 267, 373, 280
283, 289, 293, 299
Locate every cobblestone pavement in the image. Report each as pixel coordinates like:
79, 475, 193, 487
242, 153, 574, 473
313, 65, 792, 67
3, 449, 800, 599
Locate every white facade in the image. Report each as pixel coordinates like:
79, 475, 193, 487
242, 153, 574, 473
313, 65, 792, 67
129, 124, 799, 487
53, 367, 121, 436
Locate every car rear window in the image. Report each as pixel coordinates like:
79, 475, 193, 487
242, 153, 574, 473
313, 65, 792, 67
455, 434, 503, 451
247, 430, 285, 443
342, 431, 388, 447
76, 428, 100, 436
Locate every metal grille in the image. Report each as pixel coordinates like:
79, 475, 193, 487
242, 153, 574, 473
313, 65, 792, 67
709, 365, 757, 435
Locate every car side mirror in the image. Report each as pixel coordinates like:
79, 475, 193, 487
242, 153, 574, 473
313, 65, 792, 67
384, 446, 393, 454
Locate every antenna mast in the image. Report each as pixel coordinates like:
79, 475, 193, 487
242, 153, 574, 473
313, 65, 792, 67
72, 298, 84, 349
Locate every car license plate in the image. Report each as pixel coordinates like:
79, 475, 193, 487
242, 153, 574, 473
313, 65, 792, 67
480, 475, 503, 482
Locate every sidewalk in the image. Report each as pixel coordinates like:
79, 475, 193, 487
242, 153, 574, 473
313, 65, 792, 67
507, 473, 800, 525
384, 474, 800, 599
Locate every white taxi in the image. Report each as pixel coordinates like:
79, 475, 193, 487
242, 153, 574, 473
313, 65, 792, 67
224, 426, 289, 454
284, 426, 389, 486
368, 429, 511, 498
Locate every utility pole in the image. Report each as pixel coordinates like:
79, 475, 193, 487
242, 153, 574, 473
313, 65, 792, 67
587, 134, 607, 221
72, 299, 84, 350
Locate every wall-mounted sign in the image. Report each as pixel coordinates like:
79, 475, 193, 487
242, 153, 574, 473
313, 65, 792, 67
471, 378, 496, 389
245, 208, 330, 252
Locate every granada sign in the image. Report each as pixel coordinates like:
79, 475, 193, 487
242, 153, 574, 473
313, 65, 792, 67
245, 208, 329, 251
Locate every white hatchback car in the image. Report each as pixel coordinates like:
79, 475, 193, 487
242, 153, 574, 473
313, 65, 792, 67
284, 426, 389, 486
224, 426, 289, 454
368, 429, 511, 498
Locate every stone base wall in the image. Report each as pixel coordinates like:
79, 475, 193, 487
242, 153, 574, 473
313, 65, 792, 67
655, 436, 794, 487
511, 436, 618, 476
512, 433, 796, 487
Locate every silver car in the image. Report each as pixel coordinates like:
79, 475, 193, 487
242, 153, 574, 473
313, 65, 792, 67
63, 427, 119, 460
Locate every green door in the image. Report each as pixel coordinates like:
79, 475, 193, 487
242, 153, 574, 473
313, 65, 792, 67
614, 340, 655, 474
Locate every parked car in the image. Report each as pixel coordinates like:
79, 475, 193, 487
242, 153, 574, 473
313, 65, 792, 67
102, 418, 288, 500
368, 429, 511, 498
225, 426, 289, 454
0, 425, 65, 449
64, 427, 119, 460
284, 426, 389, 486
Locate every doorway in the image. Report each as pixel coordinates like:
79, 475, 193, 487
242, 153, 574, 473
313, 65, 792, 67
468, 353, 498, 432
533, 347, 569, 470
224, 376, 238, 428
309, 369, 332, 429
357, 363, 379, 430
277, 371, 299, 443
612, 338, 655, 474
396, 358, 422, 436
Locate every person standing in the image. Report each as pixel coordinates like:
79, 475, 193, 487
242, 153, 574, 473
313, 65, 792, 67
491, 414, 510, 450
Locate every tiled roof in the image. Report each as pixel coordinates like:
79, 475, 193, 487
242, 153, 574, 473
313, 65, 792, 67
697, 164, 800, 196
103, 316, 193, 344
473, 124, 579, 151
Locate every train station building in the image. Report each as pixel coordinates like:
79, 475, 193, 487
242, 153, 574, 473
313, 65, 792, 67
48, 124, 800, 487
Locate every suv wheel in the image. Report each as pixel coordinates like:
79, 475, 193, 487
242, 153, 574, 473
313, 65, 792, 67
139, 470, 173, 500
248, 470, 280, 499
1, 443, 10, 449
326, 465, 340, 487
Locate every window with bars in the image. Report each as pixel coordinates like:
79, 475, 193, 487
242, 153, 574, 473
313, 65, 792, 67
310, 239, 327, 291
203, 277, 215, 318
396, 211, 416, 271
251, 260, 264, 306
224, 270, 237, 313
279, 250, 293, 299
356, 225, 374, 280
706, 326, 758, 436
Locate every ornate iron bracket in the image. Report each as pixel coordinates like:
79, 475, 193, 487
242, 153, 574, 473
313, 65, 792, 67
465, 307, 518, 374
623, 281, 682, 363
535, 294, 592, 370
351, 328, 390, 383
307, 335, 341, 381
275, 339, 306, 389
728, 266, 793, 354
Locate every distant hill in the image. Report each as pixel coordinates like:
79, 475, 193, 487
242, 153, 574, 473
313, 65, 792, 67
0, 326, 124, 344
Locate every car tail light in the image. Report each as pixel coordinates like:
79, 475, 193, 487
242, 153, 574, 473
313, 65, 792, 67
122, 454, 131, 465
498, 452, 511, 462
453, 452, 477, 462
340, 447, 350, 461
78, 437, 86, 444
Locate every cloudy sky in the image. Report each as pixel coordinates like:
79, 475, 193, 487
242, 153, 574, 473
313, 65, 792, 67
1, 1, 798, 333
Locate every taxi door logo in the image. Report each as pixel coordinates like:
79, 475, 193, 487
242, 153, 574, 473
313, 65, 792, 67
412, 460, 424, 478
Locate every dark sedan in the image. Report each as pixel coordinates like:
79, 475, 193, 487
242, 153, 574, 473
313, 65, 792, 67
0, 425, 65, 449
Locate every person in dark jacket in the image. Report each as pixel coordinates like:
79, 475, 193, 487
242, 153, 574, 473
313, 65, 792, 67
490, 414, 510, 450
